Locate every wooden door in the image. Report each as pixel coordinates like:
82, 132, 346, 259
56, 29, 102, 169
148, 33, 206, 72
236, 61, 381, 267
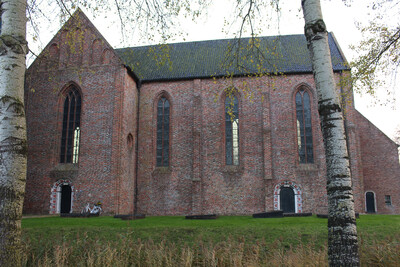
280, 187, 295, 213
366, 192, 376, 213
60, 185, 72, 213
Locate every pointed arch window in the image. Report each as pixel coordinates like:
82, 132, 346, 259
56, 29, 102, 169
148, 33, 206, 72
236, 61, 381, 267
225, 95, 239, 165
60, 86, 81, 163
295, 88, 313, 163
156, 97, 170, 167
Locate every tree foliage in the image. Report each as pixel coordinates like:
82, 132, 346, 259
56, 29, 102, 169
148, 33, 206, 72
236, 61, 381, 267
350, 0, 400, 96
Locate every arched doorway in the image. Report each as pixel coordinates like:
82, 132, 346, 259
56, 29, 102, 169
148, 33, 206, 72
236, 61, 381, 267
273, 181, 303, 213
60, 184, 72, 213
280, 187, 295, 213
49, 180, 74, 214
366, 191, 376, 213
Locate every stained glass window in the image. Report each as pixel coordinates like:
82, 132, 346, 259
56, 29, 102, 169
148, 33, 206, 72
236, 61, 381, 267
156, 97, 170, 166
60, 86, 81, 163
225, 96, 239, 165
295, 88, 313, 163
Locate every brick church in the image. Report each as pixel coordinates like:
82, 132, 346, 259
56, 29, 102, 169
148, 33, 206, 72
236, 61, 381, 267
23, 9, 400, 215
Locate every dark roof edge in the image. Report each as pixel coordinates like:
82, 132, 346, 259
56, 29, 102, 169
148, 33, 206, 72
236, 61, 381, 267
330, 32, 350, 69
123, 64, 140, 84
139, 69, 349, 84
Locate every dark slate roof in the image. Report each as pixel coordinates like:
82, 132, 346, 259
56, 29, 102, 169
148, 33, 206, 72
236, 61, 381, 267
115, 33, 349, 82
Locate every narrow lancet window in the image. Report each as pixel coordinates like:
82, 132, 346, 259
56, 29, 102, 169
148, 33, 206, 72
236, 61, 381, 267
60, 86, 81, 163
225, 95, 239, 165
156, 97, 170, 166
295, 88, 313, 163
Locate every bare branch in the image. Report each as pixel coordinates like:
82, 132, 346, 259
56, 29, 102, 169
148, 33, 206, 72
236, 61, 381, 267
114, 0, 126, 43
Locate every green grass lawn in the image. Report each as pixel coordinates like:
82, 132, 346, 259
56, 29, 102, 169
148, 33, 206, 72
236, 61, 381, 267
22, 215, 400, 248
21, 215, 400, 266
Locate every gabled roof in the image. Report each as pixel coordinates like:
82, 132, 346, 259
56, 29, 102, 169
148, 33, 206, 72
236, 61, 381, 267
27, 8, 125, 72
115, 33, 349, 82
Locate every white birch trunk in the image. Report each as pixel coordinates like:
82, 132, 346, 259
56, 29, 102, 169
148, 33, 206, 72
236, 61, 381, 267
0, 0, 28, 265
301, 0, 360, 266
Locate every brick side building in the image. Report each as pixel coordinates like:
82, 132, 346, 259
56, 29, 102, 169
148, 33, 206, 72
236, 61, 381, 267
23, 10, 400, 215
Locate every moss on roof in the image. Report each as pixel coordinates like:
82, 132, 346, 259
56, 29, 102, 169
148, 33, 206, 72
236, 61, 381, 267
115, 33, 349, 82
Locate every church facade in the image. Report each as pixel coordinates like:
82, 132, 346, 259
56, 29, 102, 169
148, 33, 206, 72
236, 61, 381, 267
23, 10, 400, 215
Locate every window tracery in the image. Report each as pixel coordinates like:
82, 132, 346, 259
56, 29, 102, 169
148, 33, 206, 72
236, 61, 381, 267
156, 97, 170, 166
295, 88, 314, 163
60, 86, 81, 163
225, 95, 239, 165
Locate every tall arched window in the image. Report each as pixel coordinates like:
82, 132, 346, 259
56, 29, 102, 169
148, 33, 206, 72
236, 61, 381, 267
225, 95, 239, 165
295, 88, 313, 163
156, 97, 170, 166
60, 86, 81, 163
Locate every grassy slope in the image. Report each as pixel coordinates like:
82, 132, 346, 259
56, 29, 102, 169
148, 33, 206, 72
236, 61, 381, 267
22, 215, 399, 246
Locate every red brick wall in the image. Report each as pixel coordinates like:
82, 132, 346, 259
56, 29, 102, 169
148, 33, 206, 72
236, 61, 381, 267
23, 11, 137, 214
23, 10, 400, 216
116, 70, 138, 214
355, 111, 400, 214
137, 74, 333, 215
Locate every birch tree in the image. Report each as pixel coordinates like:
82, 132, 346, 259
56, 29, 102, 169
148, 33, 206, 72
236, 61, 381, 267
1, 0, 361, 266
0, 0, 28, 266
302, 0, 359, 265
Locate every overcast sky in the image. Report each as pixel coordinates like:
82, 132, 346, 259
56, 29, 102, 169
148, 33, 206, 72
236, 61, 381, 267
28, 0, 400, 140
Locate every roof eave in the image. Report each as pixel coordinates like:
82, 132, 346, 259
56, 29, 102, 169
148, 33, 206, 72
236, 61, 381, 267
138, 68, 350, 83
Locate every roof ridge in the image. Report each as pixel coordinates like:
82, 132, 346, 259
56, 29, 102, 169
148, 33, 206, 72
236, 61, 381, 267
115, 34, 305, 51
